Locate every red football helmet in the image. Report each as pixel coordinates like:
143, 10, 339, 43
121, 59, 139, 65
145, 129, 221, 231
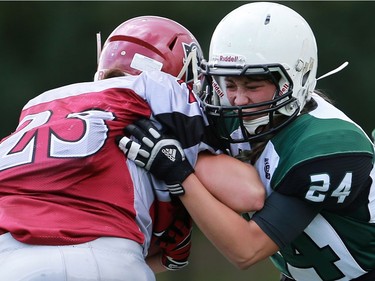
95, 16, 203, 90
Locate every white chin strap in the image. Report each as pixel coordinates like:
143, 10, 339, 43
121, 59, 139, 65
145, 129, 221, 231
317, 61, 348, 81
93, 32, 103, 81
243, 115, 270, 135
96, 32, 102, 65
177, 49, 201, 93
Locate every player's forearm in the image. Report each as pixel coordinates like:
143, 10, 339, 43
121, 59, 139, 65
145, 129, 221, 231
180, 173, 278, 269
195, 153, 265, 213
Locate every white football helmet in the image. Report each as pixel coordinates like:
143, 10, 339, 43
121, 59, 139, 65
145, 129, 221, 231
200, 2, 318, 143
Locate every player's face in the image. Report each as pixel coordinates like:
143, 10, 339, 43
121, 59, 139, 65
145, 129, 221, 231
225, 76, 276, 106
224, 76, 276, 120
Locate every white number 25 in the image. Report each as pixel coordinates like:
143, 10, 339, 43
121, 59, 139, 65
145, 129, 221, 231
0, 110, 114, 171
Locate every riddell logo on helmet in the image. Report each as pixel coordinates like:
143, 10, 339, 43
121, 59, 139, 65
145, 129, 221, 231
219, 55, 239, 62
280, 83, 290, 95
212, 81, 224, 98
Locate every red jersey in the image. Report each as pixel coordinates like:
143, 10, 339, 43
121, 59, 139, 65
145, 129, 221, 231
0, 72, 216, 249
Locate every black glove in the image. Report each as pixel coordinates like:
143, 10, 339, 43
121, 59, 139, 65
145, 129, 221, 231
117, 119, 194, 196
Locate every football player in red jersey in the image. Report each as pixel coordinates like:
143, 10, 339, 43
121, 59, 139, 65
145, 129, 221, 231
0, 16, 265, 280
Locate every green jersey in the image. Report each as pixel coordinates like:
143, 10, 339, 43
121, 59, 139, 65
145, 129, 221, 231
232, 95, 375, 280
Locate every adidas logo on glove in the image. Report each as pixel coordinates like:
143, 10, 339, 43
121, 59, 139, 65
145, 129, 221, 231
162, 148, 176, 162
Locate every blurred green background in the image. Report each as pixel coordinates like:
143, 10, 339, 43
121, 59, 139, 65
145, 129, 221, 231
0, 1, 374, 280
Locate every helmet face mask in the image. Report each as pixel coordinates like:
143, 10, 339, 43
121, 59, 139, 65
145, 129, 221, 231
200, 2, 318, 144
95, 16, 203, 92
201, 63, 299, 143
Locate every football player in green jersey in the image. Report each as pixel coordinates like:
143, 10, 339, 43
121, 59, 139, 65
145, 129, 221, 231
120, 2, 375, 281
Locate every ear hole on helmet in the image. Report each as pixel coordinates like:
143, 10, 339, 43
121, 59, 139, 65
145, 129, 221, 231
169, 36, 178, 51
302, 70, 310, 86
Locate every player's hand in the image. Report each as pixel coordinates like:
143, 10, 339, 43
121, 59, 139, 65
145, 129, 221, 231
154, 214, 192, 270
117, 119, 194, 196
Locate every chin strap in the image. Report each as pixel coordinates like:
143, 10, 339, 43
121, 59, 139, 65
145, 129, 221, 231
93, 32, 103, 81
317, 61, 349, 81
96, 32, 102, 65
243, 116, 270, 135
177, 49, 201, 93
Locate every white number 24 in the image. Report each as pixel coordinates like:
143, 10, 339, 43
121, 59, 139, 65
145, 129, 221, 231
305, 172, 352, 203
